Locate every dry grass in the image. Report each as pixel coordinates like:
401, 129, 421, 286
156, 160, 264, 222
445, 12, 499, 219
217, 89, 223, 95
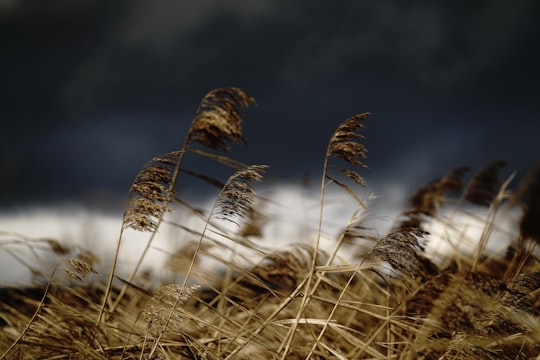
1, 87, 539, 359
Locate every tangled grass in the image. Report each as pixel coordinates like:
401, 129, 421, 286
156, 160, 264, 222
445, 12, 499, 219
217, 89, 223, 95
1, 88, 539, 359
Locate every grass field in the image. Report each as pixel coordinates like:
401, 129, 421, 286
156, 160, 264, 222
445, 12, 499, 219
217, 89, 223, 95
1, 87, 539, 359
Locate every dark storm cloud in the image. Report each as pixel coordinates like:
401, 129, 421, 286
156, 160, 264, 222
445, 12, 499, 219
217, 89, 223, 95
1, 0, 539, 207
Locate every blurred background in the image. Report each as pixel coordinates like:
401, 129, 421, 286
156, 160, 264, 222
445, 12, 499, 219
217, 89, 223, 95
2, 0, 540, 211
1, 0, 540, 285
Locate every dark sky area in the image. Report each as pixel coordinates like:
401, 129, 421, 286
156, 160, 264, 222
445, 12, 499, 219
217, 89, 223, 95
1, 0, 540, 210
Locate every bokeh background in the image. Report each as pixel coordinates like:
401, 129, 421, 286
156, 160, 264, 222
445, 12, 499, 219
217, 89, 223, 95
1, 0, 539, 284
2, 0, 540, 210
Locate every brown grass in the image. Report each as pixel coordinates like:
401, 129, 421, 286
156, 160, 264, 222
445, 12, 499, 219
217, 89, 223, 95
1, 88, 539, 359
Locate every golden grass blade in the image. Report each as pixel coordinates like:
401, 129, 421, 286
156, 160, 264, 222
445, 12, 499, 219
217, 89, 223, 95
187, 147, 249, 169
182, 165, 268, 289
100, 88, 255, 323
279, 113, 371, 358
178, 169, 225, 191
325, 174, 367, 210
5, 91, 540, 359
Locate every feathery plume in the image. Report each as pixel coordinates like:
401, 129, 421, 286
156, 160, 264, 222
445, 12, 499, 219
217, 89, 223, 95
188, 87, 255, 151
365, 227, 438, 281
214, 165, 268, 223
64, 259, 98, 282
45, 238, 71, 256
123, 151, 182, 232
322, 112, 370, 212
327, 113, 370, 186
396, 166, 470, 229
143, 284, 200, 332
409, 166, 470, 215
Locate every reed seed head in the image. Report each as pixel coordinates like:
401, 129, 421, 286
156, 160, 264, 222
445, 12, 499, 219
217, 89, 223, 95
189, 87, 255, 151
143, 284, 200, 332
123, 151, 182, 231
215, 165, 268, 223
64, 258, 98, 282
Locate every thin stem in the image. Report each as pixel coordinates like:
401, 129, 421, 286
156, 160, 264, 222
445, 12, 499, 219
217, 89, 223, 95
472, 172, 515, 271
278, 144, 332, 359
305, 267, 358, 359
99, 146, 189, 322
1, 265, 58, 358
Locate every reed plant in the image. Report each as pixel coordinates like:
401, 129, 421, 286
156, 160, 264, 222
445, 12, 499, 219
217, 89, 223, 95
1, 88, 539, 359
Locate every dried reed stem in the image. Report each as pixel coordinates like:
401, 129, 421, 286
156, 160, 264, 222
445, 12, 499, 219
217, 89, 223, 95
98, 87, 255, 323
279, 113, 370, 358
181, 165, 267, 288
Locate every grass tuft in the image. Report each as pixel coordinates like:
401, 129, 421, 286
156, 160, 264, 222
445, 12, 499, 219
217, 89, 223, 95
1, 89, 539, 359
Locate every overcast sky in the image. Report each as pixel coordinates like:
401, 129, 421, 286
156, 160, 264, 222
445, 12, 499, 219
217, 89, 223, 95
1, 0, 540, 210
